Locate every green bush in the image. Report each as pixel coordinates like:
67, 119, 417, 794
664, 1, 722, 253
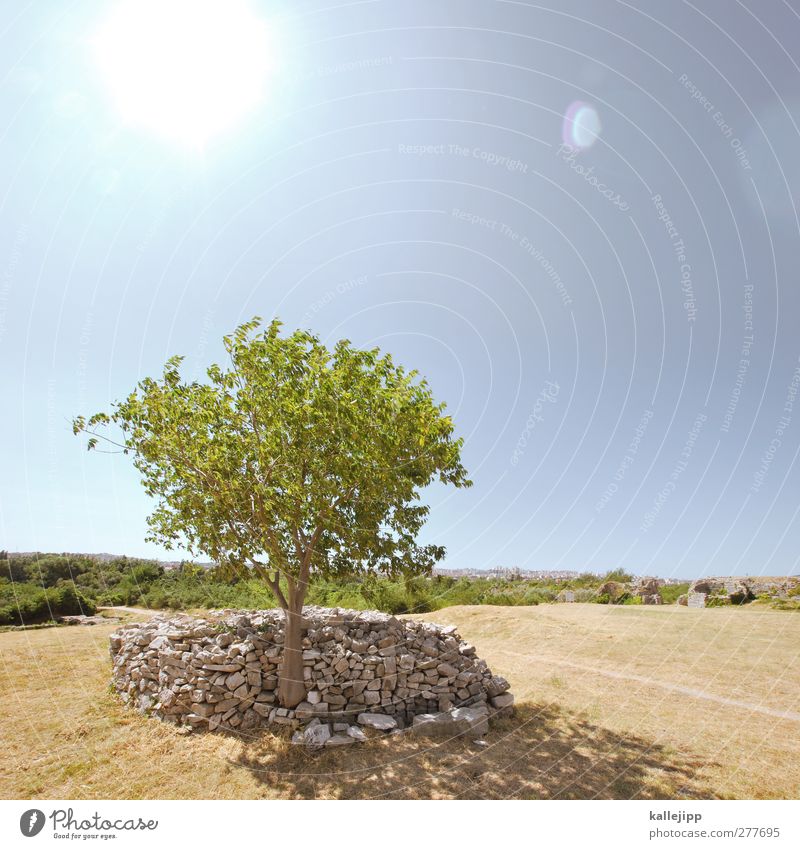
8, 552, 791, 616
771, 598, 800, 611
572, 572, 600, 588
0, 581, 96, 625
658, 583, 691, 605
363, 581, 413, 615
705, 595, 732, 608
572, 589, 597, 603
602, 569, 635, 583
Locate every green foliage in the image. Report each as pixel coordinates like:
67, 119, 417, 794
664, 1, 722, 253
358, 575, 416, 615
3, 556, 29, 583
0, 556, 600, 615
658, 583, 691, 605
95, 560, 165, 606
3, 553, 795, 616
570, 588, 597, 603
705, 595, 732, 608
4, 553, 94, 587
141, 573, 275, 611
572, 572, 600, 588
74, 318, 471, 609
6, 545, 799, 633
2, 552, 165, 605
0, 580, 96, 626
770, 598, 800, 611
602, 569, 635, 583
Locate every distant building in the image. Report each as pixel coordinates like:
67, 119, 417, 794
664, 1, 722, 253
433, 567, 582, 581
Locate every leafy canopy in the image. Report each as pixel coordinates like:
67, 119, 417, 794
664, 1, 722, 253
74, 318, 471, 591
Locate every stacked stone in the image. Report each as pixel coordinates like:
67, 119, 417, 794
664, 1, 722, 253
634, 578, 663, 605
687, 576, 799, 605
109, 606, 514, 739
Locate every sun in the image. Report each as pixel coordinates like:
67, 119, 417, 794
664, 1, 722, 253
91, 0, 275, 149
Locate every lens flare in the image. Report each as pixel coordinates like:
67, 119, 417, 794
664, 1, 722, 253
562, 101, 602, 150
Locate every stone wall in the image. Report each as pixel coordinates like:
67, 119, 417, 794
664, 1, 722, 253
634, 578, 663, 605
688, 576, 799, 606
109, 606, 514, 741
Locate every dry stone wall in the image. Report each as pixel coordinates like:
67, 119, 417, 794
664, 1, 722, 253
109, 606, 514, 743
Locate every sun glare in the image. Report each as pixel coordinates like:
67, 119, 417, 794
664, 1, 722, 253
91, 0, 274, 148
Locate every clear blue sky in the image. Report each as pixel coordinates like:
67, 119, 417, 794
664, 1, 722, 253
2, 0, 800, 579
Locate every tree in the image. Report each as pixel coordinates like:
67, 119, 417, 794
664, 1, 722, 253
27, 554, 87, 588
74, 318, 471, 707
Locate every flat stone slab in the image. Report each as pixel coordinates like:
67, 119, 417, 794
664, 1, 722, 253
303, 723, 331, 749
451, 706, 490, 738
347, 725, 368, 742
411, 705, 490, 739
357, 712, 398, 731
325, 733, 357, 747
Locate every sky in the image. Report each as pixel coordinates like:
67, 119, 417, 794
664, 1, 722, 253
2, 0, 800, 579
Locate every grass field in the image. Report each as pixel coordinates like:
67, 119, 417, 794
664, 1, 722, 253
0, 604, 798, 800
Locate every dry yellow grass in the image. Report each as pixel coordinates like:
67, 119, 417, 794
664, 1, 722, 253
0, 604, 798, 800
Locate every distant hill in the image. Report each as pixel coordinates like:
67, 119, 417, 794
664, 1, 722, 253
6, 552, 216, 570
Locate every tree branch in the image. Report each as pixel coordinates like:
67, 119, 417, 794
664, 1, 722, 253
258, 566, 288, 609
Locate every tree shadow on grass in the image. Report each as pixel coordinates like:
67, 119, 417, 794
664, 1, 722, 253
231, 701, 721, 800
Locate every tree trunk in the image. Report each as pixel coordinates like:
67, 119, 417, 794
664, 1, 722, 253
278, 583, 307, 708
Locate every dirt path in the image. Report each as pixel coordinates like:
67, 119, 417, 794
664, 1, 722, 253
98, 605, 159, 616
500, 649, 800, 723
